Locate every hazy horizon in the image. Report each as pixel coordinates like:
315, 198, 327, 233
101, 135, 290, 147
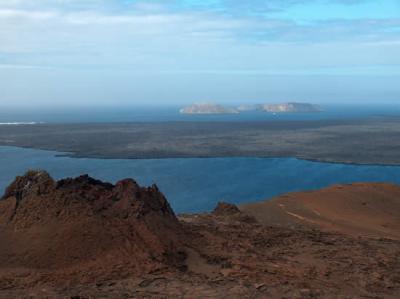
1, 0, 399, 107
1, 100, 400, 110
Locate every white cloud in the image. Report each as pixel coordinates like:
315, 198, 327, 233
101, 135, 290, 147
0, 8, 56, 19
0, 0, 398, 73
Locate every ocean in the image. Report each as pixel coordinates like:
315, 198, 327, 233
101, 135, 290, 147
0, 104, 399, 123
1, 146, 400, 213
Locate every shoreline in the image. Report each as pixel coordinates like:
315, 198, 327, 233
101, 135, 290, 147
2, 144, 400, 214
1, 144, 400, 167
1, 118, 400, 166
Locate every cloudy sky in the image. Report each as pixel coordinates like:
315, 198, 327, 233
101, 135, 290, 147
0, 0, 399, 107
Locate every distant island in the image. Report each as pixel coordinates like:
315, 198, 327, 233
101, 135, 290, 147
180, 103, 239, 114
236, 104, 260, 112
181, 102, 321, 115
238, 102, 321, 113
261, 102, 322, 113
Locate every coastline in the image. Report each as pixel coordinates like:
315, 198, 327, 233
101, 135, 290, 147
1, 117, 400, 166
2, 144, 400, 214
1, 144, 400, 167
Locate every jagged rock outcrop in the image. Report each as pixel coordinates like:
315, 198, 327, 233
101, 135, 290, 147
0, 170, 185, 276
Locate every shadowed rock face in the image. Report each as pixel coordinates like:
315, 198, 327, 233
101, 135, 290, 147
0, 172, 400, 298
1, 171, 179, 226
0, 171, 185, 274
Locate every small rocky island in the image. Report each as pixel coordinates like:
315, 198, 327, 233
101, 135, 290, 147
181, 102, 321, 115
237, 102, 321, 113
261, 102, 321, 113
180, 103, 239, 114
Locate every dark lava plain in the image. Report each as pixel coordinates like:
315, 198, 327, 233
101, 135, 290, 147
1, 117, 400, 165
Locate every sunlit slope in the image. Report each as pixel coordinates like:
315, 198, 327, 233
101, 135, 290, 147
241, 183, 400, 239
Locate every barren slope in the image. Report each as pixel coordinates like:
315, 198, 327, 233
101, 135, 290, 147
241, 183, 400, 239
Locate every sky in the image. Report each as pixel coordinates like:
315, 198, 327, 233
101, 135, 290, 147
0, 0, 399, 107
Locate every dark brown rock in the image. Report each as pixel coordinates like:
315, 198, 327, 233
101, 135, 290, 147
0, 171, 184, 276
213, 202, 241, 216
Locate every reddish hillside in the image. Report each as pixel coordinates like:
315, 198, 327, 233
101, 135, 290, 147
241, 183, 400, 240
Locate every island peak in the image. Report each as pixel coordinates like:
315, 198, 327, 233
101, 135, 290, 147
180, 103, 239, 114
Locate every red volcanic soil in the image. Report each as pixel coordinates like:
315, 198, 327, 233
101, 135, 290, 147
241, 183, 400, 240
0, 172, 399, 298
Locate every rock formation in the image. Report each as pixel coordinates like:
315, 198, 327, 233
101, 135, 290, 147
261, 102, 321, 113
180, 103, 239, 114
0, 171, 185, 279
0, 171, 399, 298
236, 102, 321, 113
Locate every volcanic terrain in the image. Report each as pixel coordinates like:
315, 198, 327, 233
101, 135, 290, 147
241, 183, 400, 240
0, 171, 399, 298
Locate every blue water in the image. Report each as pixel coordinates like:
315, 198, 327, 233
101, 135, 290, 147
1, 146, 400, 213
0, 104, 399, 123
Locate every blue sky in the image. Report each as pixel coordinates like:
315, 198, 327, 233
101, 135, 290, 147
0, 0, 399, 107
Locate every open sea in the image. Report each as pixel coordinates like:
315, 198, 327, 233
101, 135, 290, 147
0, 104, 400, 123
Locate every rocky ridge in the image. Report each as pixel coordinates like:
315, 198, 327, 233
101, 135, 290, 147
0, 171, 399, 298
